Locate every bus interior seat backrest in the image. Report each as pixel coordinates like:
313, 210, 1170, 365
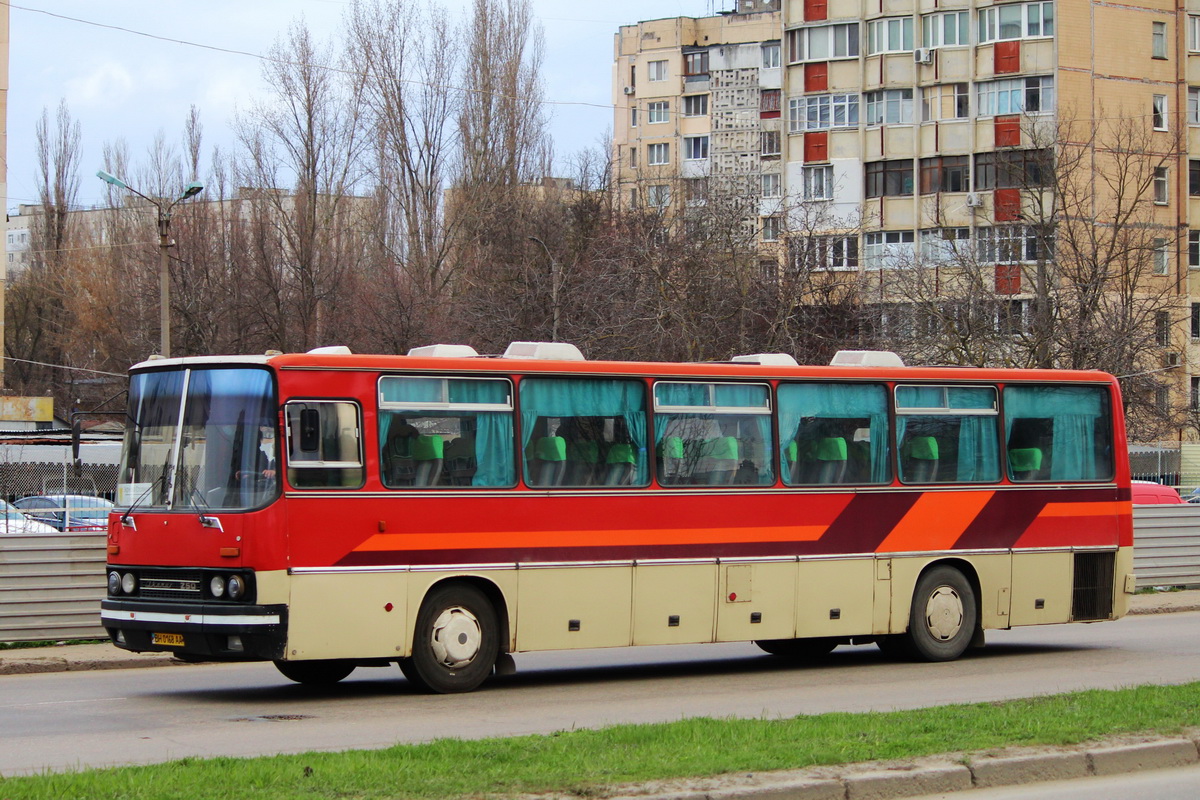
659, 435, 686, 484
814, 436, 848, 484
703, 435, 739, 485
905, 435, 939, 482
1008, 446, 1043, 480
443, 436, 477, 485
604, 443, 637, 486
566, 439, 600, 486
412, 435, 444, 486
533, 435, 567, 486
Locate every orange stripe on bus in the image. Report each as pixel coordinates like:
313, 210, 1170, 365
1037, 502, 1128, 518
355, 525, 830, 553
875, 491, 995, 553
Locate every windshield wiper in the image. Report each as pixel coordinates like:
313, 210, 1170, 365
119, 474, 164, 529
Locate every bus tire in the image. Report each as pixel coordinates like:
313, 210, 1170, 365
905, 565, 977, 662
274, 659, 356, 685
755, 637, 838, 658
400, 583, 499, 694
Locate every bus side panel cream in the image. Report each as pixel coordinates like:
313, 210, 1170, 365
795, 558, 873, 638
287, 572, 409, 660
405, 570, 520, 655
872, 558, 892, 635
888, 555, 1013, 634
253, 569, 291, 605
716, 561, 796, 641
1010, 551, 1073, 626
632, 564, 717, 645
515, 566, 632, 651
1113, 545, 1134, 618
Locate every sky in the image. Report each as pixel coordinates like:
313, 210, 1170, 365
7, 0, 731, 212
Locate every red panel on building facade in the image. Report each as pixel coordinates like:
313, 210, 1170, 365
805, 62, 829, 92
804, 131, 829, 163
994, 115, 1021, 147
994, 188, 1022, 221
805, 0, 828, 22
995, 263, 1021, 295
994, 40, 1020, 74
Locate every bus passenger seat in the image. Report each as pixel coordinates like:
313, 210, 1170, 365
412, 435, 445, 486
1008, 447, 1043, 481
905, 436, 939, 483
659, 436, 686, 484
533, 436, 567, 486
604, 443, 637, 485
704, 436, 739, 485
566, 440, 600, 486
444, 437, 477, 485
814, 437, 848, 484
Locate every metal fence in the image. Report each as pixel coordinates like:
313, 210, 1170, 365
1132, 504, 1200, 589
0, 532, 107, 642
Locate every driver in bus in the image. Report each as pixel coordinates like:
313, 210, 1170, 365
236, 426, 277, 482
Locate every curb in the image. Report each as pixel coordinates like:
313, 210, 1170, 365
593, 735, 1200, 800
0, 652, 182, 676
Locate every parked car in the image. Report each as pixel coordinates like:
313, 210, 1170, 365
0, 500, 60, 534
1131, 480, 1185, 504
13, 494, 115, 531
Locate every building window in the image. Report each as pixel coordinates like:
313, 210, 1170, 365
786, 23, 860, 63
683, 95, 708, 117
1192, 303, 1200, 338
1191, 16, 1200, 52
791, 235, 859, 271
922, 11, 969, 47
789, 93, 860, 132
761, 41, 781, 68
1156, 385, 1170, 413
648, 60, 668, 82
1190, 231, 1200, 267
867, 17, 914, 54
974, 149, 1051, 189
920, 228, 971, 263
803, 165, 834, 200
1153, 95, 1168, 130
631, 107, 638, 127
978, 1, 1055, 43
648, 101, 669, 124
865, 159, 914, 198
761, 173, 782, 198
977, 76, 1054, 117
865, 89, 914, 125
1191, 161, 1200, 195
1152, 21, 1168, 59
1190, 89, 1200, 125
1192, 377, 1200, 411
761, 216, 782, 242
684, 50, 709, 77
683, 136, 709, 160
977, 225, 1044, 263
922, 83, 969, 121
760, 89, 781, 114
648, 142, 670, 165
919, 155, 969, 193
1154, 166, 1169, 204
1156, 311, 1171, 347
647, 184, 670, 207
863, 230, 916, 268
761, 130, 782, 158
1153, 238, 1170, 274
629, 147, 638, 168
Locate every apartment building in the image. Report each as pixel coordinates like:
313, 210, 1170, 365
614, 0, 1200, 436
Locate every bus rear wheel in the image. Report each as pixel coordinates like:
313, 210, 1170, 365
400, 583, 499, 694
755, 637, 838, 659
274, 659, 356, 685
905, 565, 977, 662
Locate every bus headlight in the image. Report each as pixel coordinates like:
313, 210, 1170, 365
108, 571, 122, 596
209, 575, 226, 598
227, 575, 246, 601
121, 572, 137, 595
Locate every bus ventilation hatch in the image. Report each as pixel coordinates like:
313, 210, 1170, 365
1072, 552, 1115, 621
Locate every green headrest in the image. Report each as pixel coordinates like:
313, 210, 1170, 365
816, 437, 847, 461
1009, 447, 1042, 471
660, 436, 684, 460
706, 436, 739, 460
908, 436, 938, 461
412, 435, 444, 460
784, 440, 798, 462
569, 441, 600, 463
537, 436, 567, 461
606, 443, 636, 464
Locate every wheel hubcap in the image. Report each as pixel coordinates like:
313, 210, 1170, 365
430, 606, 482, 668
924, 586, 964, 642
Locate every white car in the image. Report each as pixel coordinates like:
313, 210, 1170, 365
0, 500, 61, 534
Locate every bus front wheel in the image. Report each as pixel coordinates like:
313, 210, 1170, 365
905, 565, 977, 662
400, 583, 499, 693
274, 659, 356, 685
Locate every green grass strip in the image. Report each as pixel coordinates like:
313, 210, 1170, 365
3, 682, 1199, 799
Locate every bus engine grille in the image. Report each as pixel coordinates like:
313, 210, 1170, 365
138, 570, 204, 601
1072, 552, 1115, 621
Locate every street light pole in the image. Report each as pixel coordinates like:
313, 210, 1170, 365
528, 236, 560, 341
96, 170, 203, 358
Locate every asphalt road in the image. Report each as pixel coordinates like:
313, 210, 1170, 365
2, 611, 1199, 777
909, 764, 1200, 800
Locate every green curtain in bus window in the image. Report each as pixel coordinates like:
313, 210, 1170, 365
652, 383, 774, 486
777, 383, 891, 484
378, 378, 514, 487
519, 378, 648, 485
895, 386, 998, 483
1003, 385, 1111, 481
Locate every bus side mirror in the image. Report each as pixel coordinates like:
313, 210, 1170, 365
299, 408, 321, 452
71, 417, 82, 475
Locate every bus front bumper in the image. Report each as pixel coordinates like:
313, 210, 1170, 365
100, 599, 288, 661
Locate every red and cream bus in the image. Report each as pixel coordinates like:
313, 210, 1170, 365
101, 343, 1133, 693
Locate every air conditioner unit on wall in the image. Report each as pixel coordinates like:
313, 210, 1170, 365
1165, 352, 1182, 368
914, 48, 934, 65
965, 193, 984, 208
623, 86, 636, 95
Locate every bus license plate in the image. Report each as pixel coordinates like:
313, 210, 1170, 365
152, 632, 185, 647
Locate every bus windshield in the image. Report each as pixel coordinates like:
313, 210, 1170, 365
119, 367, 278, 512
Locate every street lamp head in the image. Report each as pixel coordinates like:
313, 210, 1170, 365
96, 170, 129, 190
179, 182, 204, 201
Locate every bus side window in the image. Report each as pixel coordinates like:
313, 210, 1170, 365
285, 401, 365, 489
1003, 385, 1113, 481
778, 383, 892, 486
